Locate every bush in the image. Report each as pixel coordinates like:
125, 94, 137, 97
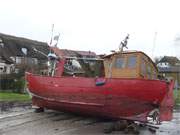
12, 78, 25, 93
0, 78, 26, 93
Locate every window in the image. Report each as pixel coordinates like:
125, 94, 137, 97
0, 67, 3, 72
16, 57, 22, 64
21, 48, 27, 55
127, 56, 137, 68
28, 58, 38, 65
153, 71, 157, 79
3, 66, 7, 73
115, 57, 126, 68
34, 58, 38, 65
141, 59, 146, 76
147, 65, 151, 79
0, 43, 4, 47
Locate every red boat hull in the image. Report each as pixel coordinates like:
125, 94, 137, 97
26, 72, 174, 122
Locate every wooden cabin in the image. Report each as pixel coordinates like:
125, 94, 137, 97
104, 51, 158, 79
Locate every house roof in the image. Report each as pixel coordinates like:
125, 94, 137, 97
158, 56, 180, 65
0, 55, 13, 64
0, 33, 50, 62
51, 47, 97, 58
75, 50, 96, 57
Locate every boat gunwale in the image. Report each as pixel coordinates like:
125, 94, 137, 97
26, 72, 168, 84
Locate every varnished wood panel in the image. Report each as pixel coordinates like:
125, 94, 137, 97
104, 52, 157, 79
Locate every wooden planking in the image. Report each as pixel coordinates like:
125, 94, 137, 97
104, 52, 157, 79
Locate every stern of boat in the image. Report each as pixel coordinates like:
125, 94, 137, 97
159, 79, 175, 122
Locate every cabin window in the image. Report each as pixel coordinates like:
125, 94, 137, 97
147, 65, 151, 79
115, 57, 126, 68
153, 71, 157, 79
141, 59, 146, 77
127, 56, 137, 68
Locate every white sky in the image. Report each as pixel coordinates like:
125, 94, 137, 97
0, 0, 180, 59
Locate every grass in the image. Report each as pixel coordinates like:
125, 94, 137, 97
0, 92, 31, 102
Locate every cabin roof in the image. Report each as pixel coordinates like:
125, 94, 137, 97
103, 50, 139, 58
104, 50, 158, 71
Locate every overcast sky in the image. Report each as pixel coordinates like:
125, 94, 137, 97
0, 0, 180, 58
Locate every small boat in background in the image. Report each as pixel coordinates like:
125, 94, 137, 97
26, 35, 174, 124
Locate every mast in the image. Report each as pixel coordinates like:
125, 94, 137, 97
49, 24, 54, 46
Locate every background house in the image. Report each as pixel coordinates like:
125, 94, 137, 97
157, 56, 180, 67
50, 47, 104, 77
157, 56, 180, 89
0, 33, 50, 91
0, 56, 14, 74
0, 33, 50, 75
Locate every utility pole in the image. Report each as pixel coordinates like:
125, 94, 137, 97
152, 32, 157, 58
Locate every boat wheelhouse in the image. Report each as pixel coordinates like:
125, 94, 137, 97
104, 51, 158, 79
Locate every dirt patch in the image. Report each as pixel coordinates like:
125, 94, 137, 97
0, 104, 180, 135
0, 101, 31, 112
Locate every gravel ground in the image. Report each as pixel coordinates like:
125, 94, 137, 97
0, 104, 180, 135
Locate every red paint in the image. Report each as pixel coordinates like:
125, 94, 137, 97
55, 59, 65, 76
159, 80, 174, 121
26, 71, 174, 122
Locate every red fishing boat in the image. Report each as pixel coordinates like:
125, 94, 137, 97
26, 37, 174, 123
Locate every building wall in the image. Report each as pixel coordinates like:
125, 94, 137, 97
0, 62, 14, 74
13, 56, 38, 65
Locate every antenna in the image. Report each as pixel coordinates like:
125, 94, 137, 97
54, 33, 60, 47
119, 34, 129, 52
49, 24, 54, 46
